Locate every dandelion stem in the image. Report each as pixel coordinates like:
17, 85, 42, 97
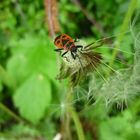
70, 107, 85, 140
62, 86, 85, 140
61, 87, 72, 140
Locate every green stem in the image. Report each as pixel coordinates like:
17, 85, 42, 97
70, 107, 85, 140
67, 87, 85, 140
0, 103, 24, 123
62, 85, 85, 140
61, 87, 72, 140
107, 0, 137, 76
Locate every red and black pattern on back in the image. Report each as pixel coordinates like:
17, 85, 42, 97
54, 35, 62, 49
54, 34, 75, 51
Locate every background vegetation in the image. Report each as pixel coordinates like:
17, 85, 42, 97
0, 0, 140, 140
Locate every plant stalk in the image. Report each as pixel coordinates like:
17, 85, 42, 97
62, 86, 85, 140
0, 103, 24, 123
107, 0, 137, 76
70, 107, 85, 140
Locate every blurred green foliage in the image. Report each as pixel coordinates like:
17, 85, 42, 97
0, 0, 140, 140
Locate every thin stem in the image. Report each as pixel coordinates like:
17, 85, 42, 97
70, 107, 85, 140
71, 0, 105, 36
45, 0, 55, 37
61, 85, 85, 140
107, 0, 137, 76
61, 87, 73, 140
0, 103, 24, 123
13, 0, 27, 26
44, 0, 60, 37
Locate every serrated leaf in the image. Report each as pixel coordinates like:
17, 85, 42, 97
13, 73, 52, 124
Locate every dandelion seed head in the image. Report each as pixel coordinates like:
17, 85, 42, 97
75, 39, 87, 47
62, 50, 90, 70
61, 39, 101, 72
61, 39, 89, 70
56, 39, 102, 86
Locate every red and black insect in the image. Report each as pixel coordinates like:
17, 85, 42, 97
54, 34, 83, 59
54, 34, 103, 60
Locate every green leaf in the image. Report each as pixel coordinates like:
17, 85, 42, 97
13, 73, 52, 124
0, 65, 16, 89
7, 34, 57, 83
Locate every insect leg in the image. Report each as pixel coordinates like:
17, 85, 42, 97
54, 48, 63, 52
76, 45, 83, 51
71, 51, 76, 59
62, 51, 68, 57
76, 45, 83, 48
